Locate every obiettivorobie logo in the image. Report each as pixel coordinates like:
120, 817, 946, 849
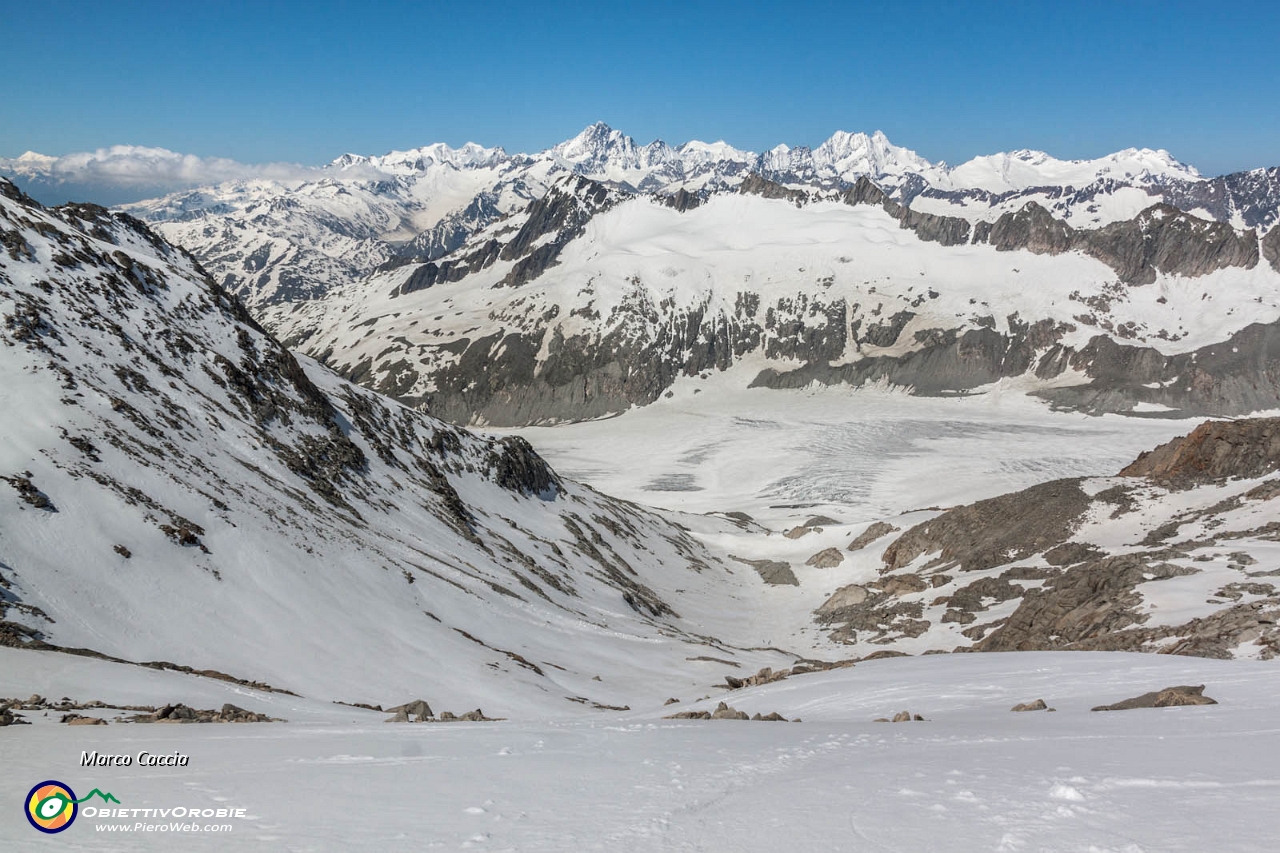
24, 781, 119, 834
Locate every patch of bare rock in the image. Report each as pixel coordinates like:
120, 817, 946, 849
1010, 699, 1054, 712
1120, 418, 1280, 486
384, 699, 501, 722
722, 660, 856, 690
783, 515, 839, 539
848, 521, 898, 551
0, 695, 273, 725
805, 547, 845, 568
729, 555, 798, 586
134, 703, 283, 723
874, 711, 927, 722
1091, 684, 1218, 711
665, 701, 797, 721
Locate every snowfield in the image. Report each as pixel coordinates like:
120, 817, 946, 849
3, 648, 1279, 852
496, 373, 1200, 528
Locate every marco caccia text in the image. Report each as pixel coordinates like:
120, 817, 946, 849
81, 750, 190, 767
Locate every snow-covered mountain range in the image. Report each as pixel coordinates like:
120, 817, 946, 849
257, 171, 1279, 426
5, 175, 1277, 719
9, 124, 1278, 320
16, 123, 1262, 428
0, 177, 818, 715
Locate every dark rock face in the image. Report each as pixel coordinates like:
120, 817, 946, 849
899, 207, 971, 246
856, 310, 916, 348
881, 479, 1092, 574
739, 174, 808, 205
395, 175, 624, 297
975, 555, 1197, 652
486, 436, 560, 498
1082, 205, 1258, 285
1119, 418, 1280, 485
0, 177, 33, 204
839, 176, 890, 207
664, 187, 703, 212
985, 202, 1075, 254
754, 308, 1280, 420
1037, 321, 1280, 417
1262, 225, 1280, 273
754, 322, 1069, 398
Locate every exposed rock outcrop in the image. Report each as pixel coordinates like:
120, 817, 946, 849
1091, 685, 1217, 711
805, 548, 844, 568
816, 584, 870, 615
816, 417, 1280, 658
848, 522, 898, 551
134, 703, 282, 723
1119, 418, 1280, 485
1010, 699, 1048, 712
385, 699, 434, 721
881, 479, 1091, 573
730, 556, 798, 586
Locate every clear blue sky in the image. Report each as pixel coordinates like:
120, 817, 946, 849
4, 0, 1278, 175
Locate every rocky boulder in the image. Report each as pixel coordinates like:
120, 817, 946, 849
816, 584, 870, 616
386, 699, 434, 721
848, 522, 898, 551
805, 548, 845, 568
1010, 699, 1049, 712
1091, 684, 1218, 711
710, 701, 750, 720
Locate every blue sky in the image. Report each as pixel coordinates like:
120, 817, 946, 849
3, 0, 1278, 175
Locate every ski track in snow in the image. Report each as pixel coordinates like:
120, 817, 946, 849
4, 650, 1280, 851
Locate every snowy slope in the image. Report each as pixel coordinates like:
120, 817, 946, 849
4, 648, 1280, 851
0, 178, 826, 716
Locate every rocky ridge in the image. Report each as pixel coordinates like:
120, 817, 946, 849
277, 167, 1280, 426
812, 418, 1280, 660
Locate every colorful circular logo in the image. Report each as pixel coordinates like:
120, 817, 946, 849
25, 781, 78, 834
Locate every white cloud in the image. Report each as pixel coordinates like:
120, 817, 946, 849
0, 145, 324, 188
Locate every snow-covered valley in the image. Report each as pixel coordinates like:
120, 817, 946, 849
4, 124, 1280, 851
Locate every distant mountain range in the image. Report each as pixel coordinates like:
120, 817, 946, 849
5, 124, 1280, 427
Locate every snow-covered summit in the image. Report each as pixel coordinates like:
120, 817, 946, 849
944, 146, 1201, 193
330, 140, 510, 175
811, 129, 939, 181
6, 122, 1268, 331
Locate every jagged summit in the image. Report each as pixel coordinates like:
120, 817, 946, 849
331, 140, 510, 174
